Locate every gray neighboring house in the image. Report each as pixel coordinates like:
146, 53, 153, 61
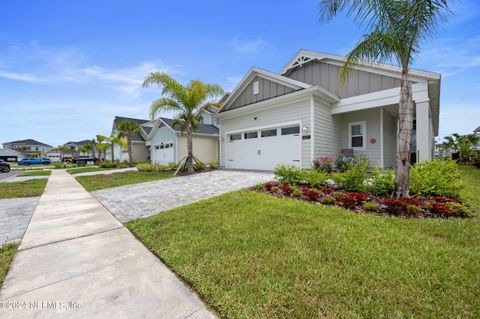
217, 49, 441, 170
0, 148, 25, 162
109, 116, 151, 162
64, 140, 94, 155
2, 139, 52, 157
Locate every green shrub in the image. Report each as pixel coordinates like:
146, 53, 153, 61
406, 205, 421, 215
54, 163, 67, 169
364, 168, 395, 196
255, 183, 265, 191
303, 170, 328, 188
334, 155, 353, 172
291, 185, 302, 197
194, 162, 206, 171
208, 161, 218, 169
410, 158, 463, 198
321, 196, 336, 205
136, 163, 153, 172
332, 158, 369, 192
154, 164, 167, 172
363, 202, 380, 212
448, 202, 471, 217
99, 161, 118, 168
274, 164, 304, 185
167, 163, 177, 170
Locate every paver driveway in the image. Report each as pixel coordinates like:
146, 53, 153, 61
92, 170, 274, 222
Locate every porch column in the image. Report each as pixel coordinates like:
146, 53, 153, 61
416, 100, 432, 162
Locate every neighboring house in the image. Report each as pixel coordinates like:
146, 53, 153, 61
217, 49, 440, 170
46, 151, 62, 162
144, 110, 219, 165
109, 116, 151, 162
63, 140, 93, 156
474, 126, 480, 150
2, 139, 53, 157
0, 148, 25, 162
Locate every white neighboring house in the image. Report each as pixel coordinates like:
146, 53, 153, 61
46, 151, 62, 162
474, 126, 480, 151
144, 108, 219, 165
217, 49, 440, 170
0, 148, 25, 162
108, 116, 151, 162
2, 139, 52, 158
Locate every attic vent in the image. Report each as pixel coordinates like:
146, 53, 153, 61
252, 81, 259, 95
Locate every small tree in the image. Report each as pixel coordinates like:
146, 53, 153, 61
110, 135, 127, 162
143, 73, 224, 173
442, 133, 480, 163
95, 135, 110, 162
116, 120, 142, 166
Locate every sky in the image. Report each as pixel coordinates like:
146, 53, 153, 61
0, 0, 479, 147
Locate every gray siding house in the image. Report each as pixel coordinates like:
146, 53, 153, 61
217, 50, 440, 170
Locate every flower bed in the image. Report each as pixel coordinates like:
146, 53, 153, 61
253, 158, 472, 219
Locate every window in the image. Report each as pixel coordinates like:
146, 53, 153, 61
281, 126, 300, 135
229, 134, 241, 141
261, 129, 277, 137
244, 131, 258, 139
252, 81, 259, 95
349, 122, 366, 149
155, 146, 160, 150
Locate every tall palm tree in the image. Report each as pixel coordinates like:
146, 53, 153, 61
95, 135, 110, 162
319, 0, 450, 198
110, 135, 127, 162
80, 143, 93, 156
143, 73, 224, 173
116, 120, 142, 166
442, 133, 479, 163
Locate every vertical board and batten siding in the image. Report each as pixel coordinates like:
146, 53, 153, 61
313, 97, 342, 159
382, 110, 397, 168
287, 61, 402, 98
149, 125, 178, 162
227, 76, 296, 110
340, 108, 382, 167
219, 97, 312, 169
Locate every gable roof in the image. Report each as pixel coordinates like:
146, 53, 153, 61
281, 49, 441, 81
158, 117, 219, 136
219, 67, 311, 113
113, 116, 150, 142
3, 139, 52, 148
64, 139, 92, 147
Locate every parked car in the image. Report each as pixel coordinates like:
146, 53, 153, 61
72, 156, 97, 165
0, 160, 10, 173
18, 158, 51, 165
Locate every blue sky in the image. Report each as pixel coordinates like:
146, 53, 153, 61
1, 0, 479, 147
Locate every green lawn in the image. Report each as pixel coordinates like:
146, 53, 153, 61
0, 179, 48, 199
67, 167, 115, 174
17, 170, 51, 177
76, 171, 174, 191
127, 166, 480, 319
0, 243, 17, 287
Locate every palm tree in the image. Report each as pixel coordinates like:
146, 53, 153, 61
81, 143, 93, 156
143, 73, 224, 173
95, 135, 110, 162
116, 120, 142, 166
442, 133, 479, 163
319, 0, 450, 198
110, 135, 127, 162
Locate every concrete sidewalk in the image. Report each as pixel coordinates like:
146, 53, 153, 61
0, 170, 217, 319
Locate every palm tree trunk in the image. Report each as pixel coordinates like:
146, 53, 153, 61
127, 134, 133, 167
111, 142, 115, 162
394, 71, 414, 198
186, 122, 194, 173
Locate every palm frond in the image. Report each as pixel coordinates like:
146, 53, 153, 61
143, 72, 186, 101
149, 97, 182, 120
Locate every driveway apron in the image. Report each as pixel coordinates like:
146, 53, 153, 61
0, 170, 217, 319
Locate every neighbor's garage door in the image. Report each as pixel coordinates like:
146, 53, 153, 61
152, 142, 174, 164
225, 124, 301, 170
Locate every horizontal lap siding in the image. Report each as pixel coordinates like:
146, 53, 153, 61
383, 110, 397, 168
313, 97, 341, 160
340, 108, 382, 167
132, 143, 150, 162
219, 97, 311, 169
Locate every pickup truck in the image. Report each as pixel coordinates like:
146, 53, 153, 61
18, 158, 52, 165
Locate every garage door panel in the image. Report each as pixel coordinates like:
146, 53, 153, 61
153, 143, 174, 165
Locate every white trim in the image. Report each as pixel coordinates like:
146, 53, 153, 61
348, 121, 367, 150
310, 95, 315, 163
281, 49, 441, 80
219, 67, 311, 112
380, 108, 384, 168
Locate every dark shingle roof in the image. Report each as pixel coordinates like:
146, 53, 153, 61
141, 126, 153, 135
3, 139, 52, 147
64, 139, 92, 146
159, 117, 219, 135
113, 116, 150, 142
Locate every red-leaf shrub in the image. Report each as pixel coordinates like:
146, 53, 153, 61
401, 197, 422, 207
302, 188, 320, 201
320, 187, 334, 195
349, 192, 367, 204
265, 182, 278, 191
429, 202, 454, 216
279, 183, 292, 195
383, 198, 405, 215
432, 196, 460, 204
338, 194, 358, 209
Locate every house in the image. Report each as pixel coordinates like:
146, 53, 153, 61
474, 126, 480, 150
2, 139, 53, 157
144, 110, 219, 165
109, 116, 151, 162
216, 49, 440, 170
63, 140, 94, 156
0, 148, 25, 162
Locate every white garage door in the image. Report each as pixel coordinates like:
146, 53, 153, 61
152, 142, 174, 164
225, 124, 301, 170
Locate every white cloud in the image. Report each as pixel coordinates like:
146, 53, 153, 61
231, 36, 271, 53
0, 42, 182, 97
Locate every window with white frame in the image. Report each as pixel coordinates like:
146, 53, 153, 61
349, 121, 366, 149
252, 81, 259, 95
